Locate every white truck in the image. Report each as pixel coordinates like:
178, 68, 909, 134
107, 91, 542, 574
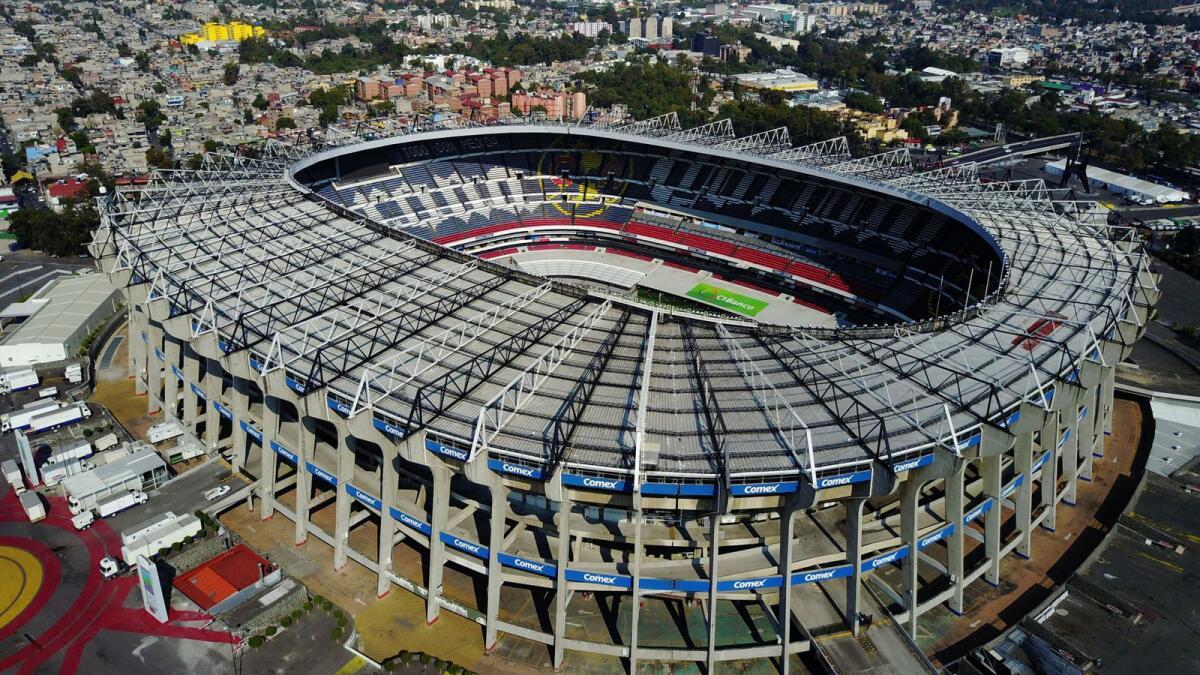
119, 512, 202, 565
0, 368, 39, 394
1, 400, 63, 433
28, 403, 91, 434
2, 459, 24, 493
40, 458, 95, 488
71, 510, 95, 530
65, 364, 83, 384
45, 439, 93, 465
92, 432, 120, 452
37, 387, 58, 399
95, 489, 147, 518
19, 491, 45, 522
147, 421, 184, 444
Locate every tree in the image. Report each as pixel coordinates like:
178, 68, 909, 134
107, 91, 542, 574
843, 91, 884, 114
137, 100, 165, 131
252, 93, 268, 110
275, 117, 296, 130
135, 51, 151, 72
146, 146, 173, 169
223, 62, 239, 86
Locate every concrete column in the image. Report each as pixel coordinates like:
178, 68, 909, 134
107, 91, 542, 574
1039, 411, 1060, 532
183, 350, 200, 433
146, 321, 163, 414
777, 503, 797, 673
425, 464, 451, 625
981, 453, 1003, 586
1099, 361, 1116, 444
552, 494, 573, 671
900, 478, 921, 638
844, 498, 865, 634
1015, 431, 1034, 559
1079, 386, 1096, 482
629, 495, 643, 670
294, 422, 313, 546
259, 397, 280, 521
947, 466, 965, 614
377, 447, 398, 598
130, 308, 147, 396
230, 378, 251, 475
484, 480, 508, 652
162, 337, 181, 421
706, 510, 722, 667
125, 306, 137, 377
332, 434, 353, 572
203, 358, 222, 451
1062, 407, 1080, 506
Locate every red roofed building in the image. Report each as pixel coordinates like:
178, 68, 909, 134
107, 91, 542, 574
173, 544, 275, 611
44, 177, 89, 212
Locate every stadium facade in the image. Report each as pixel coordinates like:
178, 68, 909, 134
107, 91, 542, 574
91, 116, 1157, 670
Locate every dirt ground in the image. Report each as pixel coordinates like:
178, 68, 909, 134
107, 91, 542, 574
920, 398, 1145, 665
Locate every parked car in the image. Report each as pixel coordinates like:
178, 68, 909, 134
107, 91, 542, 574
204, 485, 230, 501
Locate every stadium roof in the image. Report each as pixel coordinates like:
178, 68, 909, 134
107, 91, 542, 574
92, 116, 1151, 487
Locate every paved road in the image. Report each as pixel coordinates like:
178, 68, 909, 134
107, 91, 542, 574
0, 252, 92, 304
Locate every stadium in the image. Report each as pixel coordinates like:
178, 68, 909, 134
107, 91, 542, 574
91, 115, 1157, 670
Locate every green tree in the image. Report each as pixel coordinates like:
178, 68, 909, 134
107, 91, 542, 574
252, 93, 268, 110
223, 62, 239, 86
275, 117, 296, 130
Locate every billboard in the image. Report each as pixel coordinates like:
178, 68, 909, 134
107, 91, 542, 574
685, 282, 769, 317
14, 430, 37, 487
136, 555, 169, 623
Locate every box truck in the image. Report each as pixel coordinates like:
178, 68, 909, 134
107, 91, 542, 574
45, 439, 93, 465
41, 458, 95, 487
2, 400, 63, 433
19, 491, 45, 522
28, 403, 91, 434
37, 387, 58, 399
92, 433, 120, 452
65, 364, 83, 384
2, 459, 23, 493
0, 368, 39, 394
95, 489, 148, 518
147, 421, 184, 444
119, 512, 202, 564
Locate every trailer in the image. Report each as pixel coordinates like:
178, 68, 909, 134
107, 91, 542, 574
119, 512, 202, 564
64, 364, 83, 384
92, 432, 120, 452
37, 387, 58, 399
40, 457, 95, 487
19, 491, 45, 522
45, 438, 93, 465
62, 447, 167, 513
147, 421, 184, 444
0, 368, 40, 394
28, 403, 91, 434
1, 400, 62, 433
2, 459, 23, 492
95, 489, 148, 518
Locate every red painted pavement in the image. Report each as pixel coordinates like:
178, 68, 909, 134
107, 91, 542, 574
0, 490, 236, 674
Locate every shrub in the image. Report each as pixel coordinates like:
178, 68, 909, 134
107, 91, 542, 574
280, 616, 292, 627
419, 653, 432, 665
291, 609, 302, 620
248, 635, 264, 649
331, 626, 342, 640
383, 662, 395, 672
321, 599, 333, 611
303, 601, 313, 612
82, 428, 93, 437
265, 626, 277, 636
333, 609, 344, 621
311, 594, 324, 605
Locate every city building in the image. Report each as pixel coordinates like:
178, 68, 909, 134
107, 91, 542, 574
0, 273, 121, 367
735, 69, 820, 93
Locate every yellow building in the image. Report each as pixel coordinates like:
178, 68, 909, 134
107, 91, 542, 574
180, 21, 265, 44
